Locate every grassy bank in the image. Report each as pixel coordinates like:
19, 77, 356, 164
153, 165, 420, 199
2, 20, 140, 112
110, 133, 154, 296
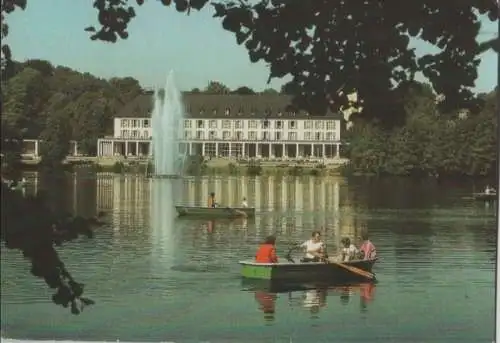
17, 157, 345, 177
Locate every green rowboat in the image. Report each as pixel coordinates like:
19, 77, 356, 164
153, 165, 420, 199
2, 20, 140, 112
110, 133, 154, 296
175, 206, 256, 219
239, 259, 377, 283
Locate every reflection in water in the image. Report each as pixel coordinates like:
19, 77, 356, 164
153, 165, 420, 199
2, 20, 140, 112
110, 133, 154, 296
254, 290, 277, 323
4, 172, 493, 342
150, 178, 178, 274
251, 282, 376, 322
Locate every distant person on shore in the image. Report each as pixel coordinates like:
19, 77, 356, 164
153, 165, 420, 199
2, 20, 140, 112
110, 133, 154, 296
207, 192, 218, 208
255, 235, 279, 263
359, 232, 377, 261
299, 231, 326, 262
241, 197, 248, 208
340, 237, 358, 262
485, 185, 496, 195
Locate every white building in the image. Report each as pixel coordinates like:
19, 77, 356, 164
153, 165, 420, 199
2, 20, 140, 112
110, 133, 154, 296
97, 93, 346, 160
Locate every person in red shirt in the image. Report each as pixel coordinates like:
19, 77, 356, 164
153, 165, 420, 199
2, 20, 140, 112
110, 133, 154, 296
255, 235, 279, 263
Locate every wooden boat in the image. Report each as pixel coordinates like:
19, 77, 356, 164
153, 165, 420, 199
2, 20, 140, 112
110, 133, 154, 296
472, 192, 497, 201
175, 206, 256, 218
239, 258, 377, 283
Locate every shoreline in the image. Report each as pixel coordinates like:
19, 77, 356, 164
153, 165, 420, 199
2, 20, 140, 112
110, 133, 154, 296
16, 157, 346, 177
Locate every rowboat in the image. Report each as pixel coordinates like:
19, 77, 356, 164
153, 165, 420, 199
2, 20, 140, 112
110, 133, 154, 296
472, 192, 497, 201
239, 258, 377, 283
175, 206, 256, 218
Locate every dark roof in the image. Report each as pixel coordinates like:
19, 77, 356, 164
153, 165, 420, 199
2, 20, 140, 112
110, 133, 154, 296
116, 93, 342, 119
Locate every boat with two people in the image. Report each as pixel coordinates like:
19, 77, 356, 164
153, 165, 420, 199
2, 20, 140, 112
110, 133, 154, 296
176, 191, 255, 219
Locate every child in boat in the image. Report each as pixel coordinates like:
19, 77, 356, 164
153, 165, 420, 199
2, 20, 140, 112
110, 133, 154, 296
255, 235, 279, 263
340, 237, 358, 262
359, 232, 377, 260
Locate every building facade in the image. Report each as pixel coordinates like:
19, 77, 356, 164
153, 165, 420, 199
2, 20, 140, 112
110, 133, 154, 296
97, 93, 346, 160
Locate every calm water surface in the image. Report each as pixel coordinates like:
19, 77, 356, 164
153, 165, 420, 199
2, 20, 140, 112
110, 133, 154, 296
1, 173, 497, 342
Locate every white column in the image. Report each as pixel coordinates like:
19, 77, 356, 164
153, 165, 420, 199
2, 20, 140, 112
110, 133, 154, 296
136, 141, 139, 156
282, 144, 285, 158
296, 143, 299, 158
74, 142, 78, 156
125, 142, 129, 156
310, 144, 314, 158
322, 144, 325, 159
335, 144, 340, 158
242, 143, 246, 158
228, 142, 232, 158
215, 142, 219, 156
34, 140, 39, 157
202, 143, 206, 156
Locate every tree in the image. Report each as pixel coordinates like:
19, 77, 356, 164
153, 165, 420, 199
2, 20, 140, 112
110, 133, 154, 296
232, 86, 255, 95
204, 80, 230, 94
2, 67, 50, 138
39, 110, 72, 168
3, 1, 497, 126
190, 87, 201, 93
262, 88, 278, 95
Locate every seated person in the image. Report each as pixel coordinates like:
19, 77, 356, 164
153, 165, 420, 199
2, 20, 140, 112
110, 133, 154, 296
340, 237, 358, 262
359, 232, 377, 260
485, 185, 496, 195
299, 231, 326, 262
241, 197, 249, 208
255, 235, 279, 263
207, 192, 218, 208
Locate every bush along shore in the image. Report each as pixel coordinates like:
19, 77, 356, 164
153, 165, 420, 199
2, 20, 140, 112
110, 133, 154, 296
13, 156, 345, 177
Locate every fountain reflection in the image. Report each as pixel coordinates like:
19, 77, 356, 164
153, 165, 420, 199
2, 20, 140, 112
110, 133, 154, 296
150, 178, 179, 274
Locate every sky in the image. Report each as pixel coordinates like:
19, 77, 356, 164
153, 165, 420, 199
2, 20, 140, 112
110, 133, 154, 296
5, 0, 498, 93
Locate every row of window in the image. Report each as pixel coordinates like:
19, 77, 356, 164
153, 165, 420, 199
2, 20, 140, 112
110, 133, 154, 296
120, 130, 151, 139
184, 131, 338, 141
121, 119, 151, 128
119, 118, 338, 130
184, 119, 337, 130
118, 129, 338, 141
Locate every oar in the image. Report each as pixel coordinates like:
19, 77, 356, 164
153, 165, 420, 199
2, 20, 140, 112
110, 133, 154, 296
328, 260, 375, 280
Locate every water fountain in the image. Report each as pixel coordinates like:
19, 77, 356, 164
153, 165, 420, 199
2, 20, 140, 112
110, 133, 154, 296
149, 71, 185, 273
151, 71, 186, 178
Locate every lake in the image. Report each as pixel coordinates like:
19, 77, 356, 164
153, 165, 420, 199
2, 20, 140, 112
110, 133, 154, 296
1, 172, 497, 342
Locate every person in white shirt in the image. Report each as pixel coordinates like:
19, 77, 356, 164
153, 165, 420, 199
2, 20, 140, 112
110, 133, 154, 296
241, 197, 248, 208
485, 185, 496, 195
299, 231, 326, 262
340, 237, 359, 262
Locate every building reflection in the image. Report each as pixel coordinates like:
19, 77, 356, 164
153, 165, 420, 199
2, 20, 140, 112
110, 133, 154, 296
95, 174, 364, 250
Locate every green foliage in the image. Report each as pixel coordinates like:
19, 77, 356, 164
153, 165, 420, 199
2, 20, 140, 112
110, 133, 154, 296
344, 86, 497, 177
11, 0, 491, 127
184, 155, 207, 175
231, 86, 255, 95
1, 182, 103, 314
227, 162, 238, 174
246, 161, 262, 176
39, 111, 72, 168
112, 161, 126, 174
204, 80, 230, 94
0, 60, 143, 168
